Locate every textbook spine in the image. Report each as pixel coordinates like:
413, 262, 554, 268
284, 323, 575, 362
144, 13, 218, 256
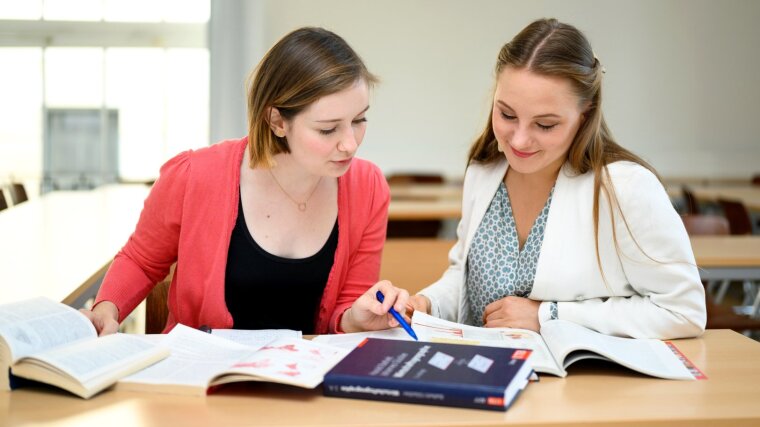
323, 373, 517, 411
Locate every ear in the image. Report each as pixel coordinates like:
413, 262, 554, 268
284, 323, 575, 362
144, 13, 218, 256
580, 101, 593, 122
268, 107, 287, 138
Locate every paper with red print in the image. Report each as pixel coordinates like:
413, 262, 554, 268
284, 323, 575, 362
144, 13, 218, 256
117, 324, 349, 396
220, 338, 349, 388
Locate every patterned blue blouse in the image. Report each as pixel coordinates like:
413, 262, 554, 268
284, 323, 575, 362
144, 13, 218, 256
465, 182, 558, 326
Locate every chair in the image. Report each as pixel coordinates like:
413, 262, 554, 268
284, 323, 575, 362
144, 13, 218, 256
717, 198, 753, 235
751, 175, 760, 186
680, 214, 760, 333
681, 186, 700, 215
9, 182, 28, 205
0, 191, 7, 211
387, 173, 445, 238
681, 214, 729, 236
386, 173, 445, 185
681, 214, 732, 302
706, 302, 760, 331
145, 266, 174, 334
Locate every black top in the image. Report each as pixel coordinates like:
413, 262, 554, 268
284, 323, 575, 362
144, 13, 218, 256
225, 192, 338, 333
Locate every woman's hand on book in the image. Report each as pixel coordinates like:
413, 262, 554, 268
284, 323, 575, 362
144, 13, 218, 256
406, 295, 431, 317
79, 301, 120, 336
341, 281, 410, 333
482, 296, 540, 332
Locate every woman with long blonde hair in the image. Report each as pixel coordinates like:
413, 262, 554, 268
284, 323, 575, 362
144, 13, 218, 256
408, 18, 705, 339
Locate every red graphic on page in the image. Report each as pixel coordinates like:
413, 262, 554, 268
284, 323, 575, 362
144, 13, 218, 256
232, 359, 271, 369
413, 322, 464, 337
278, 366, 301, 377
262, 344, 299, 352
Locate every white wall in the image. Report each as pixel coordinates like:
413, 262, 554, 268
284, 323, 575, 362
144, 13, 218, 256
213, 0, 760, 179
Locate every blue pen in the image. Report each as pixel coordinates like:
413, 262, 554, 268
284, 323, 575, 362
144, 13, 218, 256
376, 290, 418, 341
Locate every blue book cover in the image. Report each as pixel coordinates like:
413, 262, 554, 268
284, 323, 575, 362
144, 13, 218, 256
323, 338, 533, 411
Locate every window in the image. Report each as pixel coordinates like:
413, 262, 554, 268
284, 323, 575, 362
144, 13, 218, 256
0, 0, 209, 194
0, 48, 43, 179
0, 0, 210, 22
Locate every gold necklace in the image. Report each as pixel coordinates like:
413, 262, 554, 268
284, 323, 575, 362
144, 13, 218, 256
269, 169, 323, 212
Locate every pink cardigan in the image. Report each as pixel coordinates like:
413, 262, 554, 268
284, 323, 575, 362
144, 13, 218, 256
95, 138, 390, 334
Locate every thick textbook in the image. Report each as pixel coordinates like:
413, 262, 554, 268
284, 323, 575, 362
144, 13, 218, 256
411, 312, 703, 380
323, 338, 533, 411
117, 324, 348, 396
0, 297, 169, 398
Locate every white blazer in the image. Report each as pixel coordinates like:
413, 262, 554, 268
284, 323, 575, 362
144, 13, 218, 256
419, 158, 706, 339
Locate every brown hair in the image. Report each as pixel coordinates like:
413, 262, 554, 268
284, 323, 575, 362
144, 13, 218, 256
468, 18, 660, 278
246, 27, 378, 168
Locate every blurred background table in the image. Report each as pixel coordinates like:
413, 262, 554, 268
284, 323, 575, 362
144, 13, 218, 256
0, 184, 149, 307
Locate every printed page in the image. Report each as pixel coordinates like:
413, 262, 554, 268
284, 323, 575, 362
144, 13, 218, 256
540, 320, 695, 380
0, 297, 96, 362
216, 338, 349, 389
311, 328, 412, 350
410, 312, 562, 375
211, 328, 302, 347
118, 324, 259, 395
130, 334, 165, 345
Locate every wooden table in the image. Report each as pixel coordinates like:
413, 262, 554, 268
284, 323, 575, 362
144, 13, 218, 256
388, 183, 463, 221
388, 198, 462, 221
389, 183, 463, 200
3, 330, 760, 426
691, 236, 760, 317
0, 184, 149, 307
691, 236, 760, 281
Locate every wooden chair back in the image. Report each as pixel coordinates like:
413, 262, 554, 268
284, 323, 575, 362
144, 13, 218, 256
386, 173, 444, 185
681, 214, 730, 236
682, 186, 700, 215
145, 265, 174, 334
718, 198, 753, 235
9, 183, 28, 205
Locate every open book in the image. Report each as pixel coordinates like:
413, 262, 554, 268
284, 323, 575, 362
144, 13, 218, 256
315, 312, 701, 380
0, 297, 169, 398
117, 324, 349, 396
209, 328, 301, 346
409, 312, 702, 380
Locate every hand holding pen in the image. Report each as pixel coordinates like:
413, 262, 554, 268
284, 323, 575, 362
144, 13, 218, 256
376, 290, 418, 340
340, 281, 413, 334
